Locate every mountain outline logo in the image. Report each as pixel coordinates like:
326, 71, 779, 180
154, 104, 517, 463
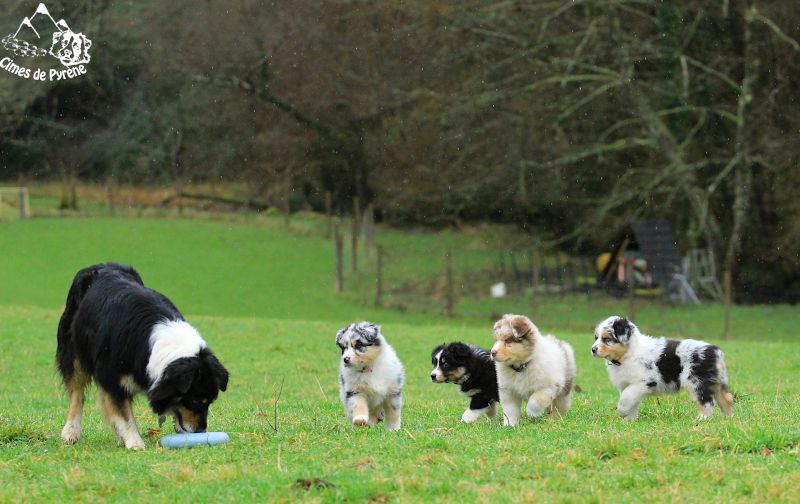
2, 2, 91, 68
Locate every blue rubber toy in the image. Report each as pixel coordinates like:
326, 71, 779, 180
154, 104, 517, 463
160, 432, 231, 449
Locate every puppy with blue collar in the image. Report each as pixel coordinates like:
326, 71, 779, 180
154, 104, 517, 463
491, 314, 576, 427
592, 316, 734, 421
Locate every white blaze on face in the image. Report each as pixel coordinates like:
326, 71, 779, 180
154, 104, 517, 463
147, 320, 207, 385
431, 350, 444, 382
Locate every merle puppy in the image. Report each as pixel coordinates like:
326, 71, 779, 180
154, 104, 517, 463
430, 342, 499, 423
592, 315, 733, 420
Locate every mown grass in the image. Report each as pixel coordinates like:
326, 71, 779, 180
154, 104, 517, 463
1, 215, 799, 502
1, 304, 798, 502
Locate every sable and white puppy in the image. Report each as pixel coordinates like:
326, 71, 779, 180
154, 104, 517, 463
336, 322, 404, 431
491, 314, 576, 426
56, 263, 229, 450
430, 342, 499, 423
591, 316, 734, 420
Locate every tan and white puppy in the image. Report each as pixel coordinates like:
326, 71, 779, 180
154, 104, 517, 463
336, 322, 404, 431
491, 314, 576, 426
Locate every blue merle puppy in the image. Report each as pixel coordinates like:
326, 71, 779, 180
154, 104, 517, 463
591, 316, 734, 420
430, 342, 499, 423
336, 322, 404, 430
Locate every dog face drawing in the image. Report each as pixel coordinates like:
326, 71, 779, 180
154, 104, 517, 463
49, 30, 91, 66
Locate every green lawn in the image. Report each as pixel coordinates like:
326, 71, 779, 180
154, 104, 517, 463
1, 216, 799, 502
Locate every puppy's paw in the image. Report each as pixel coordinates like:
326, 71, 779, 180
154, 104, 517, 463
502, 417, 519, 427
385, 422, 401, 432
461, 409, 482, 424
61, 423, 81, 444
352, 415, 370, 427
620, 414, 638, 422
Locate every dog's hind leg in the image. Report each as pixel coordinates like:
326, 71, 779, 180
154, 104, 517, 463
713, 384, 734, 417
550, 392, 572, 418
383, 393, 402, 431
61, 360, 90, 444
98, 386, 145, 450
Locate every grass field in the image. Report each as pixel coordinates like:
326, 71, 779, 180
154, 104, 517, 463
1, 216, 799, 502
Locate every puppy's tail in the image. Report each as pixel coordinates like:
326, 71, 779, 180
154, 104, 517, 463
714, 348, 734, 416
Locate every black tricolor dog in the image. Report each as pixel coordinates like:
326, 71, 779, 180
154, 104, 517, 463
430, 342, 499, 423
56, 263, 229, 449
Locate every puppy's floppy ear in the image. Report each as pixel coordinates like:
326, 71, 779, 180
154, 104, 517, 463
431, 344, 445, 358
510, 315, 533, 339
335, 325, 351, 346
204, 353, 229, 392
450, 343, 471, 359
612, 317, 633, 344
356, 321, 380, 343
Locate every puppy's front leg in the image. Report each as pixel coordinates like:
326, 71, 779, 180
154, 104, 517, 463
617, 384, 648, 421
383, 393, 402, 431
462, 395, 493, 423
526, 387, 556, 419
348, 394, 370, 427
499, 389, 521, 427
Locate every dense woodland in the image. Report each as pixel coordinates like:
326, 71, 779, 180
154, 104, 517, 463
1, 1, 799, 300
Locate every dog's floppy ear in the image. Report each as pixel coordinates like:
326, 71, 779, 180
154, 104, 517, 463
612, 317, 633, 344
450, 343, 471, 359
431, 344, 445, 358
203, 353, 229, 392
356, 321, 380, 343
148, 359, 198, 414
164, 358, 200, 394
335, 325, 351, 346
510, 315, 533, 339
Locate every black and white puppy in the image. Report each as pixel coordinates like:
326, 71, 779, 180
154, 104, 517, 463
430, 343, 498, 423
336, 322, 404, 431
592, 316, 734, 421
56, 263, 229, 450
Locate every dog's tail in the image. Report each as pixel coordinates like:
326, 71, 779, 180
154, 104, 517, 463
56, 265, 103, 384
714, 348, 734, 416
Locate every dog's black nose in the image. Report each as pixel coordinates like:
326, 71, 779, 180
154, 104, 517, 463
430, 374, 436, 382
591, 347, 598, 355
344, 356, 350, 364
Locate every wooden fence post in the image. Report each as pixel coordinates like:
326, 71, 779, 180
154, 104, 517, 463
324, 191, 333, 239
530, 248, 541, 317
375, 245, 384, 307
352, 197, 360, 272
722, 270, 732, 340
363, 202, 375, 259
626, 260, 636, 320
18, 187, 27, 219
445, 251, 454, 316
334, 227, 344, 293
107, 177, 116, 215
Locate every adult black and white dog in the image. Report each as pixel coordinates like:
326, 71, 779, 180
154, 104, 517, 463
591, 316, 733, 420
56, 263, 229, 449
430, 342, 498, 423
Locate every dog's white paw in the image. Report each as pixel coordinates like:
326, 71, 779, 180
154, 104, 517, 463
461, 409, 482, 424
352, 415, 370, 427
61, 423, 81, 444
385, 422, 401, 432
124, 436, 146, 450
502, 417, 519, 427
